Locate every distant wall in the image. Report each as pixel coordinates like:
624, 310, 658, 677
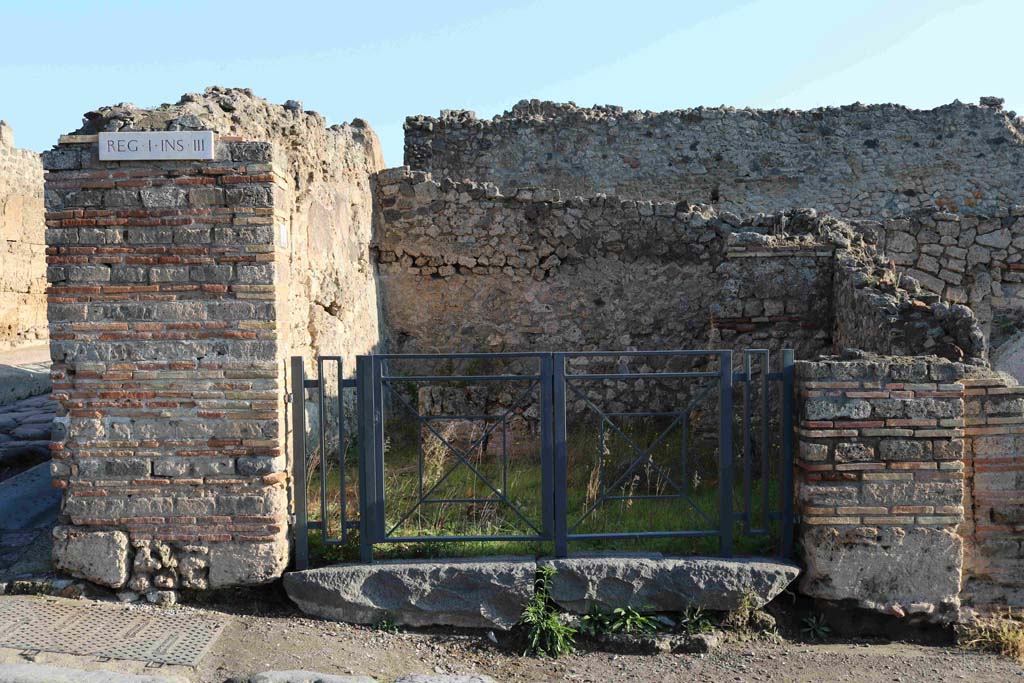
405, 99, 1024, 221
0, 121, 46, 350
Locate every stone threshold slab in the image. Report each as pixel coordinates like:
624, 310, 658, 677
283, 554, 801, 630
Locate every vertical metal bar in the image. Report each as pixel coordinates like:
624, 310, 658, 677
598, 417, 606, 498
356, 355, 374, 563
501, 415, 508, 500
760, 351, 770, 531
417, 415, 425, 529
338, 359, 347, 544
290, 357, 309, 571
718, 351, 734, 557
552, 353, 569, 557
372, 356, 387, 539
742, 353, 752, 535
781, 349, 796, 557
681, 413, 689, 495
540, 354, 555, 539
317, 356, 328, 539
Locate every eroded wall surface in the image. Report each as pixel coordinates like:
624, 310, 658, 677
0, 121, 46, 350
405, 99, 1024, 220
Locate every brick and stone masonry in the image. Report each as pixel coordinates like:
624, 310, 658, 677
0, 121, 47, 350
43, 138, 288, 593
960, 371, 1024, 609
796, 357, 968, 620
41, 88, 384, 597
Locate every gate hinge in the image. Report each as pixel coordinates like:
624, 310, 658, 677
285, 392, 293, 404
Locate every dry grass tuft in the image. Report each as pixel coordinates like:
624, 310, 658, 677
960, 608, 1024, 664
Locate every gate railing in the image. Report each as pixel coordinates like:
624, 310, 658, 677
290, 349, 794, 569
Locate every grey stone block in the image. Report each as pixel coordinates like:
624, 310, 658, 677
284, 556, 536, 630
248, 673, 374, 683
541, 554, 800, 613
801, 525, 962, 621
51, 527, 130, 588
0, 664, 187, 683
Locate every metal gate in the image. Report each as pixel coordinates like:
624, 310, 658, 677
290, 349, 794, 569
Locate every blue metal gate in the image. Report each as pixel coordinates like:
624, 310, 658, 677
290, 349, 794, 569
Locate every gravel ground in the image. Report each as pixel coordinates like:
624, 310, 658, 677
0, 595, 1020, 683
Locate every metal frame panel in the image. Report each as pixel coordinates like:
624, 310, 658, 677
290, 348, 796, 566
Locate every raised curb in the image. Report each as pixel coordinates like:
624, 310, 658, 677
0, 664, 188, 683
284, 556, 535, 630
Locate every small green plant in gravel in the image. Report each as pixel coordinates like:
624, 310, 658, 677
679, 605, 714, 635
518, 566, 576, 658
801, 614, 831, 641
608, 606, 660, 635
374, 616, 398, 633
580, 603, 613, 638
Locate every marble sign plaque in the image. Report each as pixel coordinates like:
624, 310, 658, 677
98, 131, 215, 161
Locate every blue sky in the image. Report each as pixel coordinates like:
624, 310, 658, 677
1, 0, 1020, 165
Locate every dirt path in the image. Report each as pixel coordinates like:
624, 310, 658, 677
0, 595, 1021, 683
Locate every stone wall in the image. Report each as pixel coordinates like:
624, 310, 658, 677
405, 99, 1024, 220
0, 121, 47, 350
796, 356, 969, 621
374, 169, 838, 362
860, 210, 1024, 377
43, 88, 384, 598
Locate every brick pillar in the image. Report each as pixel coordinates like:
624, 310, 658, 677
961, 373, 1024, 608
794, 357, 966, 620
43, 137, 289, 594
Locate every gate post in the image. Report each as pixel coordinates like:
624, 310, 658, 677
540, 354, 555, 541
355, 355, 375, 563
780, 349, 796, 557
290, 357, 309, 571
718, 351, 734, 557
552, 353, 569, 558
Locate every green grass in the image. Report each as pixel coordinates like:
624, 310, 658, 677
304, 409, 783, 564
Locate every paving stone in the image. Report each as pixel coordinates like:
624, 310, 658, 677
0, 664, 188, 683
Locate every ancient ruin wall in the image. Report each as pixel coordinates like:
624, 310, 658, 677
44, 88, 384, 595
405, 99, 1024, 220
374, 169, 838, 362
0, 121, 47, 350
